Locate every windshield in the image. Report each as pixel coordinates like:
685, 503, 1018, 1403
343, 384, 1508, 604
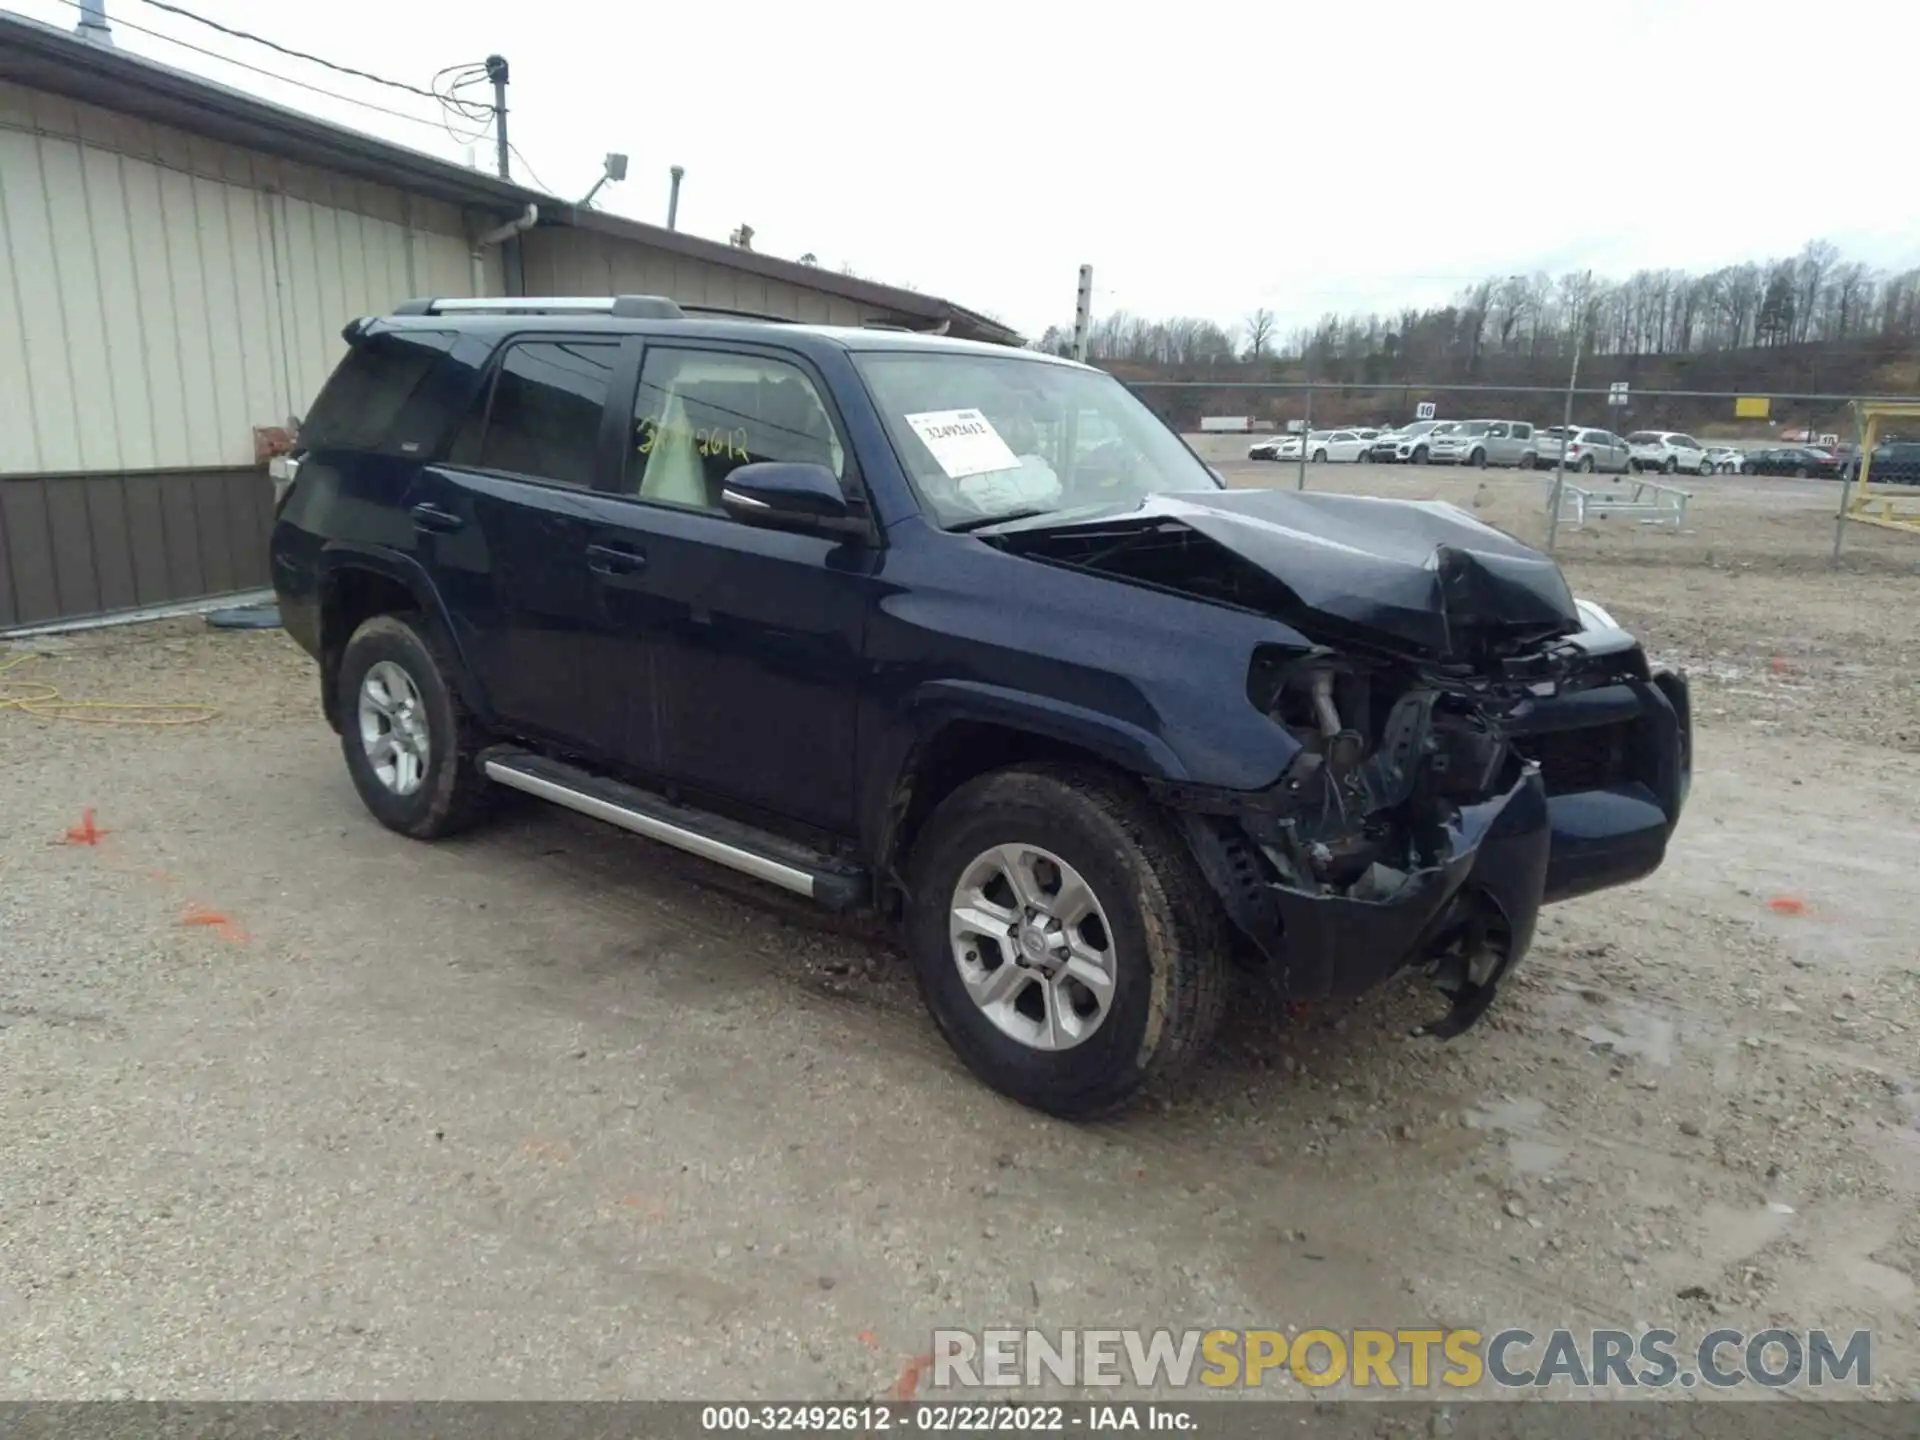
853, 351, 1219, 528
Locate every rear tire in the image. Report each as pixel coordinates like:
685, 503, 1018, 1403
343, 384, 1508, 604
903, 765, 1229, 1120
1794, 466, 1810, 478
337, 613, 494, 840
1519, 453, 1536, 470
1579, 456, 1596, 473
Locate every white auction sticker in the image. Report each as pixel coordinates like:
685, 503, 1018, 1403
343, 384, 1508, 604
904, 409, 1021, 479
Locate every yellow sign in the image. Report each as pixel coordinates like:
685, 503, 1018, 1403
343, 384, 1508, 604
1735, 396, 1771, 419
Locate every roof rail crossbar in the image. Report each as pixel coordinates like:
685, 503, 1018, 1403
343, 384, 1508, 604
391, 295, 686, 319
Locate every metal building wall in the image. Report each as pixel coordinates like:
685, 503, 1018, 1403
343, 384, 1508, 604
520, 227, 884, 327
0, 80, 497, 627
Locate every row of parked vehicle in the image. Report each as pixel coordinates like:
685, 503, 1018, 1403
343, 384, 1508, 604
1248, 420, 1700, 475
1246, 421, 1920, 482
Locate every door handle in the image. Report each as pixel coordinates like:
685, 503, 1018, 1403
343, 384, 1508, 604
410, 503, 465, 534
587, 542, 647, 577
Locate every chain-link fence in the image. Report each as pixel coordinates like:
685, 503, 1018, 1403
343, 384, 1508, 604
1129, 378, 1920, 571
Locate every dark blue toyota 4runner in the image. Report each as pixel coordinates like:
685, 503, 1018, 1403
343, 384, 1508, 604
270, 295, 1691, 1119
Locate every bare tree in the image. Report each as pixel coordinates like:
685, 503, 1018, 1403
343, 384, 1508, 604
1242, 308, 1277, 359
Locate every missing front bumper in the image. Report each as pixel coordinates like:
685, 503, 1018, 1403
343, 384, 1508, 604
1167, 666, 1691, 1038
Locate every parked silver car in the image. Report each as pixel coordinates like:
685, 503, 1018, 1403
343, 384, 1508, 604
1541, 426, 1633, 474
1427, 419, 1543, 469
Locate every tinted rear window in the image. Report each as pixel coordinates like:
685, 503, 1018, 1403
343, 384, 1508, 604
300, 329, 456, 453
452, 340, 621, 488
1626, 432, 1659, 444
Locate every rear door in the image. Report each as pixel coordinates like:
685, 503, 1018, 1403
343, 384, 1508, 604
411, 333, 638, 756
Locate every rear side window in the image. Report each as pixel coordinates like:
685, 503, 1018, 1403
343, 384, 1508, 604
299, 329, 455, 454
453, 340, 621, 488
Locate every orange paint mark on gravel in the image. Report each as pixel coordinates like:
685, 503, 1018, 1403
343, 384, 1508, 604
179, 904, 250, 942
890, 1352, 935, 1399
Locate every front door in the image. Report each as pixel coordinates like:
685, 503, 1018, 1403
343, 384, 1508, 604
589, 342, 873, 832
411, 333, 641, 760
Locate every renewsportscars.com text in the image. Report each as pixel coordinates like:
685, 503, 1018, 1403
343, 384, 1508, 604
931, 1327, 1873, 1391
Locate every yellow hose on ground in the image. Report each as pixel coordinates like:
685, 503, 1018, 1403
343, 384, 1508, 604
0, 652, 219, 726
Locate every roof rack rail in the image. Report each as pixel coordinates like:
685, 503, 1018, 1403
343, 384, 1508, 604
677, 305, 797, 324
391, 295, 685, 319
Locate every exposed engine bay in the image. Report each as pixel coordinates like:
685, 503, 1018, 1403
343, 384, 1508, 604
983, 487, 1690, 1039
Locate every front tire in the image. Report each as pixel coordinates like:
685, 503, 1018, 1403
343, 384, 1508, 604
1412, 446, 1429, 465
337, 613, 494, 840
1471, 447, 1487, 469
903, 765, 1229, 1119
1312, 448, 1328, 464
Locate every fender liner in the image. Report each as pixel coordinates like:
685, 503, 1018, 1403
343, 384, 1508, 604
316, 542, 490, 728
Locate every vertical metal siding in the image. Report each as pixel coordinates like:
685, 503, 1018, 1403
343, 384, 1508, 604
0, 465, 278, 627
0, 81, 483, 475
520, 229, 882, 328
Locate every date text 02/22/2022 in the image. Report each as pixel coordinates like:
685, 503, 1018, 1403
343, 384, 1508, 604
698, 1402, 1198, 1431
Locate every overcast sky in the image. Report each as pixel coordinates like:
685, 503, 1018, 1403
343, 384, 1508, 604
13, 0, 1920, 340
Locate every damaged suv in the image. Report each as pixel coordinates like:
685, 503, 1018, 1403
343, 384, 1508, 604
270, 295, 1691, 1119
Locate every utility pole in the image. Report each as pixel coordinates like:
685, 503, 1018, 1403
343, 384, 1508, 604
485, 54, 510, 180
1546, 269, 1594, 552
74, 0, 112, 44
1072, 265, 1093, 362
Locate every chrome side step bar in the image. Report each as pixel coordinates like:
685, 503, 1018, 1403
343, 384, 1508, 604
479, 748, 867, 911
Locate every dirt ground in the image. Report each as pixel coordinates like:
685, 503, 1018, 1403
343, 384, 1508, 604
2, 456, 1917, 1404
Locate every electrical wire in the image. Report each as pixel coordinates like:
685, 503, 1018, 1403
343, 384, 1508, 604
52, 4, 554, 198
135, 0, 443, 100
43, 0, 452, 133
508, 143, 557, 196
0, 653, 218, 726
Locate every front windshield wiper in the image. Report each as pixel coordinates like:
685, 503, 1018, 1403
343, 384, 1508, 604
947, 508, 1054, 533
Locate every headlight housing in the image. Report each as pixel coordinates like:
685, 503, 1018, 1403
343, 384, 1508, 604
1574, 597, 1618, 633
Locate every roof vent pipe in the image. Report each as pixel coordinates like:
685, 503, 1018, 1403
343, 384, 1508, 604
667, 166, 684, 232
75, 0, 113, 44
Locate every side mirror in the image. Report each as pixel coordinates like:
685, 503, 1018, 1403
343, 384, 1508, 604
720, 461, 866, 535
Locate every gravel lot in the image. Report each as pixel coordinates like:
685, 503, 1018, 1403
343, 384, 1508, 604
2, 456, 1917, 1403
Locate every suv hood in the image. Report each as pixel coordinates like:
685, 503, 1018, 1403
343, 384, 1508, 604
980, 488, 1580, 658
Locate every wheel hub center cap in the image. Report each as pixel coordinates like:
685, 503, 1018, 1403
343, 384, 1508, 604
1017, 918, 1065, 973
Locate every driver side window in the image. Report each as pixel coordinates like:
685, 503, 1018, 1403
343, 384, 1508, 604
623, 348, 845, 512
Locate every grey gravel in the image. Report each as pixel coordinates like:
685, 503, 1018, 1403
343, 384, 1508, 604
1, 605, 1916, 1401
